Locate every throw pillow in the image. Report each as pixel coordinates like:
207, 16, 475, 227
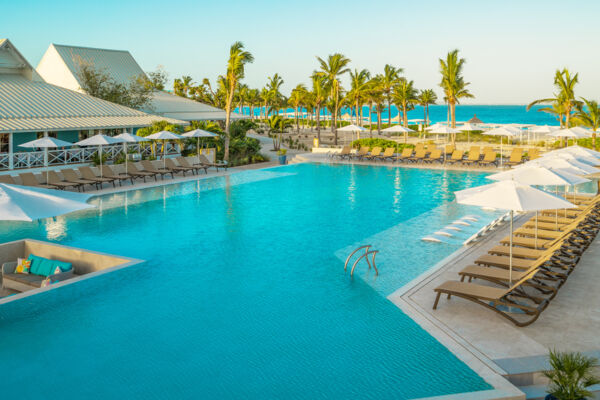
15, 258, 31, 274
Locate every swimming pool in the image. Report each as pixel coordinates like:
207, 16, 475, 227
0, 163, 497, 399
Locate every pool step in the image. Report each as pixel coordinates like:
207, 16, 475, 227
344, 245, 379, 276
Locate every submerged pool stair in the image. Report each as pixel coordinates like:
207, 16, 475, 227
344, 245, 379, 277
421, 212, 512, 245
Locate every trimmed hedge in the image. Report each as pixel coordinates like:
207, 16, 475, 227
350, 138, 414, 151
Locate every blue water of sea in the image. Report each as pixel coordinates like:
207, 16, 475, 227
0, 163, 499, 399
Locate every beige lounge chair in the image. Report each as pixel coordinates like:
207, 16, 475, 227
78, 166, 116, 187
423, 149, 442, 164
462, 146, 480, 166
375, 147, 395, 161
479, 151, 497, 167
100, 165, 134, 186
128, 163, 158, 182
177, 157, 207, 175
165, 158, 193, 176
0, 174, 16, 184
408, 149, 426, 163
445, 150, 464, 164
197, 154, 228, 171
18, 172, 56, 190
350, 146, 370, 160
444, 144, 455, 156
528, 148, 541, 160
61, 169, 99, 191
505, 148, 523, 166
365, 147, 382, 161
47, 171, 82, 191
141, 160, 173, 179
433, 269, 550, 327
397, 148, 413, 162
333, 146, 352, 159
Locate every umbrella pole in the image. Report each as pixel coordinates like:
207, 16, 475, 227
197, 137, 200, 160
509, 210, 513, 286
99, 145, 103, 178
124, 142, 128, 176
500, 137, 503, 168
45, 147, 49, 184
535, 211, 538, 249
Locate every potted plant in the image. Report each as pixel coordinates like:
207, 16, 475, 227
544, 350, 600, 400
278, 148, 287, 165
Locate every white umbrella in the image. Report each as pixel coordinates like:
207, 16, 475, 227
482, 127, 520, 167
145, 130, 184, 169
0, 183, 94, 222
550, 145, 600, 159
529, 125, 558, 134
182, 129, 218, 160
529, 156, 599, 175
458, 123, 482, 145
455, 180, 576, 283
548, 128, 591, 140
114, 131, 147, 176
75, 134, 124, 178
19, 137, 74, 184
542, 151, 600, 167
382, 125, 414, 133
338, 124, 367, 142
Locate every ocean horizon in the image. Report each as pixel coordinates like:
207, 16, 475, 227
237, 104, 560, 126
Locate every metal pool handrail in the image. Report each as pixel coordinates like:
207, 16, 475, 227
350, 250, 379, 277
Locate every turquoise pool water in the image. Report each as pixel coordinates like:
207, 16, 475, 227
0, 163, 497, 399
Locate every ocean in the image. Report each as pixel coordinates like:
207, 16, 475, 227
238, 105, 559, 126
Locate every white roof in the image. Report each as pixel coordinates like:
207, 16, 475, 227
37, 43, 242, 121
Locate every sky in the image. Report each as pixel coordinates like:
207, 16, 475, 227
2, 0, 600, 104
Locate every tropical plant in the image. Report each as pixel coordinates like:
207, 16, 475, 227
418, 89, 438, 127
266, 73, 285, 115
528, 69, 579, 128
235, 83, 249, 117
246, 88, 260, 120
315, 53, 351, 144
347, 68, 372, 126
311, 73, 329, 142
266, 115, 292, 151
574, 98, 600, 148
439, 49, 474, 132
146, 66, 168, 91
393, 79, 418, 129
222, 41, 254, 162
289, 84, 307, 133
368, 76, 385, 133
380, 64, 403, 126
173, 75, 195, 97
544, 350, 600, 400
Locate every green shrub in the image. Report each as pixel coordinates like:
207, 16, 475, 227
351, 138, 414, 152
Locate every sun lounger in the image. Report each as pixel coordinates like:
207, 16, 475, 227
127, 163, 158, 182
46, 171, 82, 191
423, 149, 442, 164
482, 146, 493, 154
444, 144, 455, 156
100, 165, 134, 186
528, 148, 540, 160
0, 174, 16, 184
78, 166, 116, 187
61, 169, 99, 191
479, 151, 497, 167
445, 150, 464, 164
333, 146, 352, 159
165, 158, 193, 176
397, 148, 413, 162
177, 157, 207, 174
350, 146, 370, 160
375, 147, 395, 161
505, 148, 523, 166
197, 154, 228, 171
462, 146, 480, 166
408, 149, 427, 163
141, 160, 173, 179
364, 147, 382, 161
433, 269, 550, 327
18, 172, 57, 190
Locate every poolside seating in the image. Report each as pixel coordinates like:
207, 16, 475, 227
333, 146, 352, 160
177, 156, 208, 175
100, 166, 134, 186
0, 174, 16, 184
79, 166, 117, 188
18, 172, 56, 190
61, 169, 99, 191
141, 160, 173, 179
444, 144, 455, 156
126, 163, 158, 182
423, 149, 442, 164
47, 170, 82, 191
528, 148, 541, 160
408, 148, 427, 163
482, 146, 493, 154
445, 150, 464, 164
165, 158, 193, 176
505, 148, 524, 167
375, 147, 395, 161
196, 154, 228, 171
350, 146, 370, 160
479, 151, 497, 167
2, 254, 74, 292
397, 148, 413, 162
462, 146, 481, 166
365, 147, 382, 161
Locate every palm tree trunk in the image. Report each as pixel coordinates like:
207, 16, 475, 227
388, 98, 392, 127
423, 104, 427, 127
224, 84, 236, 162
316, 105, 321, 143
403, 103, 408, 127
451, 102, 456, 128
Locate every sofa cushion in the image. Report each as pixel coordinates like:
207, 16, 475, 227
27, 255, 72, 277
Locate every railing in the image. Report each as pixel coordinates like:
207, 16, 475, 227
344, 245, 379, 277
0, 143, 182, 171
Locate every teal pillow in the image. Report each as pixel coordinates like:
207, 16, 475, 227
27, 255, 72, 277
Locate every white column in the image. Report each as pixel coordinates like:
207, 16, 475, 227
43, 131, 48, 166
8, 132, 13, 170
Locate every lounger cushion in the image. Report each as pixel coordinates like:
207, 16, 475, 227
27, 254, 72, 277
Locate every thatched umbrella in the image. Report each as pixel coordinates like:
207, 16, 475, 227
468, 114, 484, 124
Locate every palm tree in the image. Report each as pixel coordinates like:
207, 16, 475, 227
235, 83, 249, 117
380, 64, 403, 126
368, 76, 385, 134
392, 79, 418, 142
260, 87, 270, 120
418, 89, 438, 127
289, 84, 307, 133
246, 88, 260, 120
544, 350, 600, 400
439, 49, 474, 130
266, 115, 292, 151
528, 69, 579, 128
574, 98, 600, 149
316, 53, 351, 144
347, 68, 371, 126
223, 41, 254, 162
311, 73, 328, 143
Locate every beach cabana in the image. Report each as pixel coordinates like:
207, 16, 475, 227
468, 115, 484, 124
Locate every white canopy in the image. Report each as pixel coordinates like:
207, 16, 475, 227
529, 125, 558, 134
427, 126, 461, 134
487, 165, 590, 186
548, 128, 590, 138
182, 129, 218, 138
482, 127, 520, 137
19, 137, 73, 148
75, 134, 124, 146
542, 152, 600, 166
457, 123, 481, 131
145, 130, 184, 140
0, 183, 94, 222
382, 125, 414, 133
550, 145, 600, 159
114, 132, 146, 143
525, 157, 599, 175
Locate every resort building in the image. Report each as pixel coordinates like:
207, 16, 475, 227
0, 39, 185, 171
36, 44, 242, 121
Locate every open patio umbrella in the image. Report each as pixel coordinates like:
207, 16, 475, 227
550, 145, 600, 159
482, 127, 520, 168
382, 124, 414, 142
542, 151, 600, 167
75, 134, 124, 178
0, 183, 94, 222
114, 131, 147, 176
146, 130, 184, 169
529, 156, 599, 175
182, 129, 218, 160
548, 128, 590, 147
455, 180, 576, 284
487, 165, 590, 243
338, 124, 367, 143
19, 137, 73, 184
458, 123, 481, 145
529, 125, 558, 134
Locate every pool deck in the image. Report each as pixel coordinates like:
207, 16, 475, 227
388, 210, 600, 399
